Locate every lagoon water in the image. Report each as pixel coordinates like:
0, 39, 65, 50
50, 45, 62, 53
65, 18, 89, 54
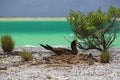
0, 19, 73, 47
0, 18, 120, 47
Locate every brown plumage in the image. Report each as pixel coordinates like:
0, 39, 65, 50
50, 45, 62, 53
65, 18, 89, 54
40, 40, 78, 55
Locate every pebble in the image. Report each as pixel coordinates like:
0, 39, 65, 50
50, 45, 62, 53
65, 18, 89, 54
0, 46, 120, 80
0, 62, 120, 80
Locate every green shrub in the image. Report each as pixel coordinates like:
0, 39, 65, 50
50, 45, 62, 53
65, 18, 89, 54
100, 50, 112, 63
1, 34, 15, 52
20, 49, 33, 61
67, 6, 120, 51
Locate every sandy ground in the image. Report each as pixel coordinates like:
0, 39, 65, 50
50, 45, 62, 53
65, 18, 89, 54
0, 17, 119, 21
0, 61, 120, 80
0, 47, 120, 80
0, 17, 67, 21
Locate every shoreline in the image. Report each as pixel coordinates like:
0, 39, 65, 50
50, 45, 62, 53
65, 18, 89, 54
0, 17, 67, 21
0, 17, 119, 21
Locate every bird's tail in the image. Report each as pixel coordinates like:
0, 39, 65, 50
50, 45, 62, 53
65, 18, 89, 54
40, 44, 53, 50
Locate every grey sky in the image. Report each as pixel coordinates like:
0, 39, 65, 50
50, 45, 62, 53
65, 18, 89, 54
0, 0, 120, 17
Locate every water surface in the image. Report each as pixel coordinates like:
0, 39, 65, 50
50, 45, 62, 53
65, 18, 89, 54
0, 20, 73, 47
0, 19, 120, 47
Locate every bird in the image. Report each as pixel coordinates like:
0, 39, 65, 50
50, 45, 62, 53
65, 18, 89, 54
40, 40, 80, 55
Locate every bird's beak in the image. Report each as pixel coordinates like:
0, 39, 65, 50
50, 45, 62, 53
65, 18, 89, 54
77, 40, 84, 44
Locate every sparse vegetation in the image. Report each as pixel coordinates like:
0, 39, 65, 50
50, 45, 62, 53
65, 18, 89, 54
20, 49, 33, 61
46, 75, 52, 79
1, 34, 15, 52
100, 50, 112, 63
0, 58, 10, 62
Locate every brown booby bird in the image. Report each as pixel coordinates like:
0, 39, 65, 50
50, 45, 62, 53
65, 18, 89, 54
40, 40, 80, 55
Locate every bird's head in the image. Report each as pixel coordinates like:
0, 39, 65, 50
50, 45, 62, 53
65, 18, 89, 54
72, 40, 84, 45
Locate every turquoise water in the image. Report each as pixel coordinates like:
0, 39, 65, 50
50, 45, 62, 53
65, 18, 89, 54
0, 20, 73, 47
0, 20, 120, 47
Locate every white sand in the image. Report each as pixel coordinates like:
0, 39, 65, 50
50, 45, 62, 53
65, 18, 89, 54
0, 62, 120, 80
0, 17, 67, 21
0, 51, 120, 80
1, 47, 120, 80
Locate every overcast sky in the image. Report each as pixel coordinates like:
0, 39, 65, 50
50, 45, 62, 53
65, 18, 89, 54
0, 0, 120, 17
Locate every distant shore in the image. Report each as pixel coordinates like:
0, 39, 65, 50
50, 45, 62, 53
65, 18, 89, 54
0, 17, 67, 21
0, 17, 120, 21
